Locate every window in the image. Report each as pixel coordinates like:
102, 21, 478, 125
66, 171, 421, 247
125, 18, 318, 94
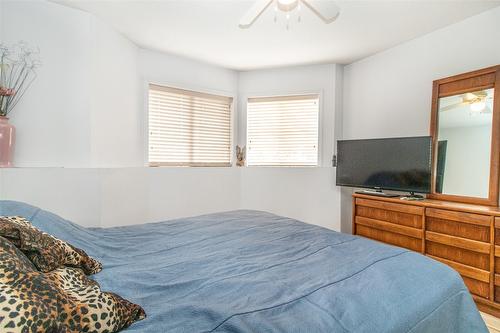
148, 84, 233, 166
246, 94, 319, 166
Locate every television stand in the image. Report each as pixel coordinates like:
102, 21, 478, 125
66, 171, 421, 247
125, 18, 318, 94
400, 192, 425, 201
355, 190, 400, 198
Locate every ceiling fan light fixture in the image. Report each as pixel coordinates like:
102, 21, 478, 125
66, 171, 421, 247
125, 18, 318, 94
277, 0, 299, 12
470, 100, 486, 112
239, 0, 340, 29
278, 0, 297, 5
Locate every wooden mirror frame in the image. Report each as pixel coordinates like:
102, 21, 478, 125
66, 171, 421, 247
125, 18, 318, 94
429, 65, 500, 206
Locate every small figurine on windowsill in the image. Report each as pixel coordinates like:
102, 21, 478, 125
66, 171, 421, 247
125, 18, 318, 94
236, 145, 246, 167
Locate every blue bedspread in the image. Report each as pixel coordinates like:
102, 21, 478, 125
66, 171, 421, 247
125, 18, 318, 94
0, 201, 487, 333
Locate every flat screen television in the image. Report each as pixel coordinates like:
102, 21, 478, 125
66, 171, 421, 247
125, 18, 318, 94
336, 136, 432, 194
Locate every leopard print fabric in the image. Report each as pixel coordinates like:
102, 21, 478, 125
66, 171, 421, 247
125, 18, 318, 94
0, 236, 146, 333
0, 216, 102, 275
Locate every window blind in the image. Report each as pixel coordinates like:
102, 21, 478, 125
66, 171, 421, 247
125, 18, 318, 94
247, 94, 319, 166
148, 84, 233, 166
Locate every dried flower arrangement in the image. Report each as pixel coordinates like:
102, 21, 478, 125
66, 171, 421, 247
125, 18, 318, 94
0, 42, 41, 117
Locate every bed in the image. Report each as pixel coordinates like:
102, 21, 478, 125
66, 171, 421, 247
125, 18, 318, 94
0, 200, 487, 333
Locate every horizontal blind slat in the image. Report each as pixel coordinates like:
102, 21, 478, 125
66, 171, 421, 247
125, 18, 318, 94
149, 123, 231, 134
149, 100, 231, 116
150, 109, 230, 120
150, 84, 233, 103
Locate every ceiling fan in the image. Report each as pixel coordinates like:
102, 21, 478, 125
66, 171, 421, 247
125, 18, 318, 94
440, 91, 493, 114
239, 0, 340, 29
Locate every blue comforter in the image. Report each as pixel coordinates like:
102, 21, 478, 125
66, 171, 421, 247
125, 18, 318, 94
0, 201, 487, 333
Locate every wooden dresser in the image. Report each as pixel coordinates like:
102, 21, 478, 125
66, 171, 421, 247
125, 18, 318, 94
352, 193, 500, 317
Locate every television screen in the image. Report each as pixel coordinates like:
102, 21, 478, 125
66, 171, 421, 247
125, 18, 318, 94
336, 136, 432, 194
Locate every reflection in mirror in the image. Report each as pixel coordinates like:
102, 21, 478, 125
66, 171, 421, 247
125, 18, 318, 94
436, 88, 494, 198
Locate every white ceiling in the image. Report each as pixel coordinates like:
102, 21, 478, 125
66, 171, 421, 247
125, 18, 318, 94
53, 0, 500, 70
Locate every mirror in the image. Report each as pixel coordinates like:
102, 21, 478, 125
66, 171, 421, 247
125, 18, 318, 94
429, 65, 500, 206
435, 88, 494, 198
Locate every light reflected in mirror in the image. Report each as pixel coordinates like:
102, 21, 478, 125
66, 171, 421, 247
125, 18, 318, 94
436, 88, 494, 198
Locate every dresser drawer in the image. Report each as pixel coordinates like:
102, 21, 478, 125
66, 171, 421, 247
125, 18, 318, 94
356, 224, 422, 252
354, 198, 424, 252
426, 208, 491, 226
425, 208, 493, 299
428, 255, 490, 299
355, 198, 423, 228
425, 237, 490, 270
426, 208, 491, 242
356, 198, 424, 215
424, 208, 491, 271
493, 218, 500, 302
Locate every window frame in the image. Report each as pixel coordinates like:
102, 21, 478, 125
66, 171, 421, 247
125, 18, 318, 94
145, 81, 236, 167
245, 92, 322, 167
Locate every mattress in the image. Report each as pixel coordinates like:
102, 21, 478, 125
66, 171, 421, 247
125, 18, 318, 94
0, 201, 488, 333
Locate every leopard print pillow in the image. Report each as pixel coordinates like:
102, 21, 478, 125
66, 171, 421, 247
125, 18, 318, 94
0, 216, 102, 274
0, 236, 146, 333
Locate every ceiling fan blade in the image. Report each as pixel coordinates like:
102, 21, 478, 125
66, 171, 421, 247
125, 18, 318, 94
439, 102, 467, 112
302, 0, 340, 23
239, 0, 273, 29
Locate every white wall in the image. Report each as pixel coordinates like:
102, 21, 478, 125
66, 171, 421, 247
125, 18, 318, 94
139, 49, 238, 97
0, 1, 341, 231
1, 0, 142, 167
5, 1, 500, 233
0, 167, 240, 227
343, 6, 500, 141
2, 0, 94, 167
439, 125, 491, 198
241, 167, 339, 230
0, 3, 340, 237
138, 48, 239, 164
0, 57, 342, 230
341, 6, 500, 232
0, 0, 4, 42
238, 64, 338, 167
237, 65, 341, 228
0, 166, 342, 230
2, 1, 241, 168
90, 19, 142, 167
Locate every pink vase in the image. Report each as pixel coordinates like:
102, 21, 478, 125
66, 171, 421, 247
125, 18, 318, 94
0, 116, 15, 167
